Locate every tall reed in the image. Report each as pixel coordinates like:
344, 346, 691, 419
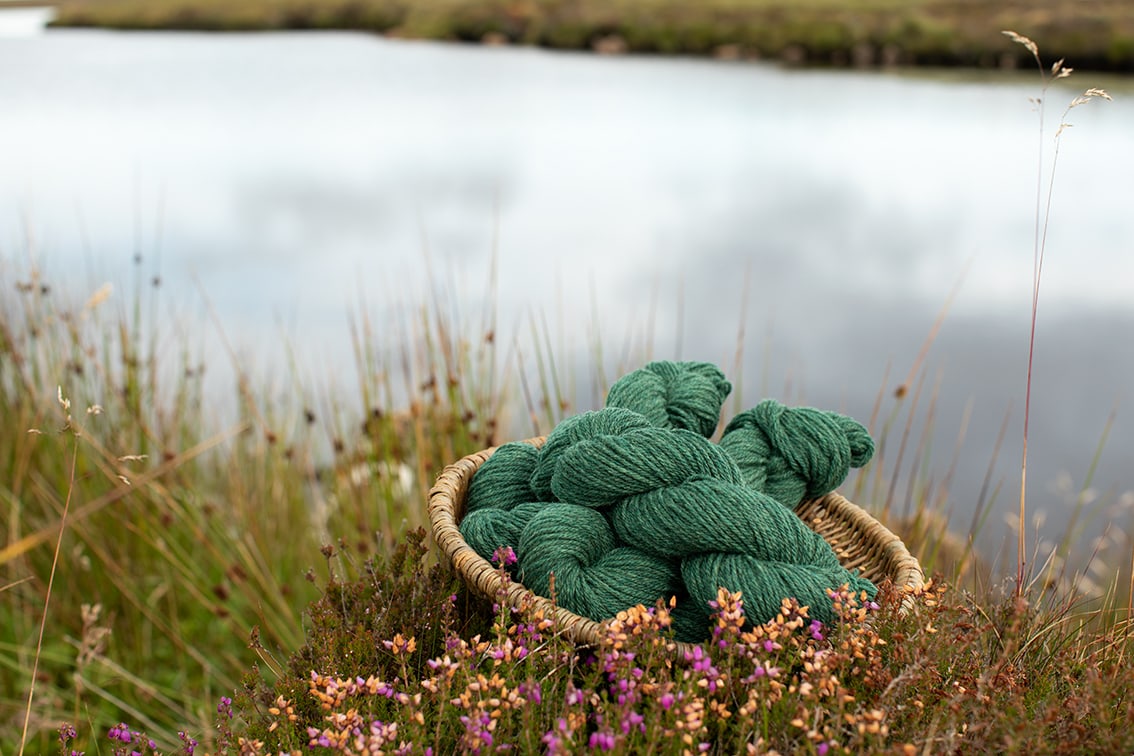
1001, 30, 1110, 597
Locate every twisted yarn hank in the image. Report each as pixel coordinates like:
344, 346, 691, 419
719, 399, 875, 509
551, 427, 742, 508
605, 361, 732, 438
529, 407, 653, 502
608, 476, 843, 567
517, 504, 682, 621
460, 502, 549, 569
682, 552, 876, 626
465, 441, 541, 514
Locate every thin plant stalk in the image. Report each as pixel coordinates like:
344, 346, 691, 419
1003, 29, 1110, 597
19, 395, 78, 756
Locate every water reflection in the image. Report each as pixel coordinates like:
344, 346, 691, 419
1, 30, 1132, 566
0, 7, 54, 37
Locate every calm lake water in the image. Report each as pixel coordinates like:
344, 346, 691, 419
2, 19, 1133, 568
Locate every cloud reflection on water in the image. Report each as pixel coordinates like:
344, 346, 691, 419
2, 30, 1132, 568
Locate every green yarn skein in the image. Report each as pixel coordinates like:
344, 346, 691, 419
465, 441, 541, 514
605, 360, 732, 438
682, 552, 876, 626
460, 501, 550, 568
609, 477, 843, 568
517, 504, 682, 622
551, 427, 743, 508
719, 399, 875, 509
529, 408, 653, 502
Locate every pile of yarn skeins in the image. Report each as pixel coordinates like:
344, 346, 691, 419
458, 360, 878, 642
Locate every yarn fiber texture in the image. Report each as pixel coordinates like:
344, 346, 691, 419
551, 427, 743, 508
465, 441, 541, 514
455, 361, 878, 643
529, 407, 652, 502
517, 504, 682, 622
719, 399, 875, 509
605, 361, 732, 438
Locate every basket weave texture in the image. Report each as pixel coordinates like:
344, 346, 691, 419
428, 436, 926, 649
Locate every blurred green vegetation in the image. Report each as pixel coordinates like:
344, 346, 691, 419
50, 0, 1134, 70
0, 258, 503, 751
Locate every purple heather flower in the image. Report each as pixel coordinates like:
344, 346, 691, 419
817, 742, 830, 755
177, 730, 198, 755
621, 711, 646, 735
566, 684, 585, 706
542, 728, 567, 754
660, 692, 675, 710
217, 696, 234, 719
307, 726, 335, 748
60, 723, 78, 743
519, 681, 542, 705
108, 723, 133, 743
809, 620, 825, 641
492, 545, 518, 567
588, 731, 616, 751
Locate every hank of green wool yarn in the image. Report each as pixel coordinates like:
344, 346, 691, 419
460, 501, 550, 567
517, 504, 681, 621
573, 547, 683, 622
605, 361, 732, 438
465, 441, 542, 514
681, 552, 877, 626
517, 504, 616, 601
529, 408, 654, 501
609, 477, 844, 568
719, 399, 875, 508
550, 427, 743, 508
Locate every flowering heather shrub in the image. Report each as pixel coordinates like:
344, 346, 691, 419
57, 547, 1134, 754
217, 530, 922, 754
233, 527, 481, 747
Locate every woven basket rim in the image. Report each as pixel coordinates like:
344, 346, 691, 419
428, 436, 925, 651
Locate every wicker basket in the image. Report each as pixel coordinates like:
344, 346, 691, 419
428, 436, 925, 649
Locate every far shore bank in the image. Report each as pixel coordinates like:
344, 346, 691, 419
45, 0, 1134, 72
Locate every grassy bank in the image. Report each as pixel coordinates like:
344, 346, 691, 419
48, 0, 1134, 72
3, 252, 1133, 753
